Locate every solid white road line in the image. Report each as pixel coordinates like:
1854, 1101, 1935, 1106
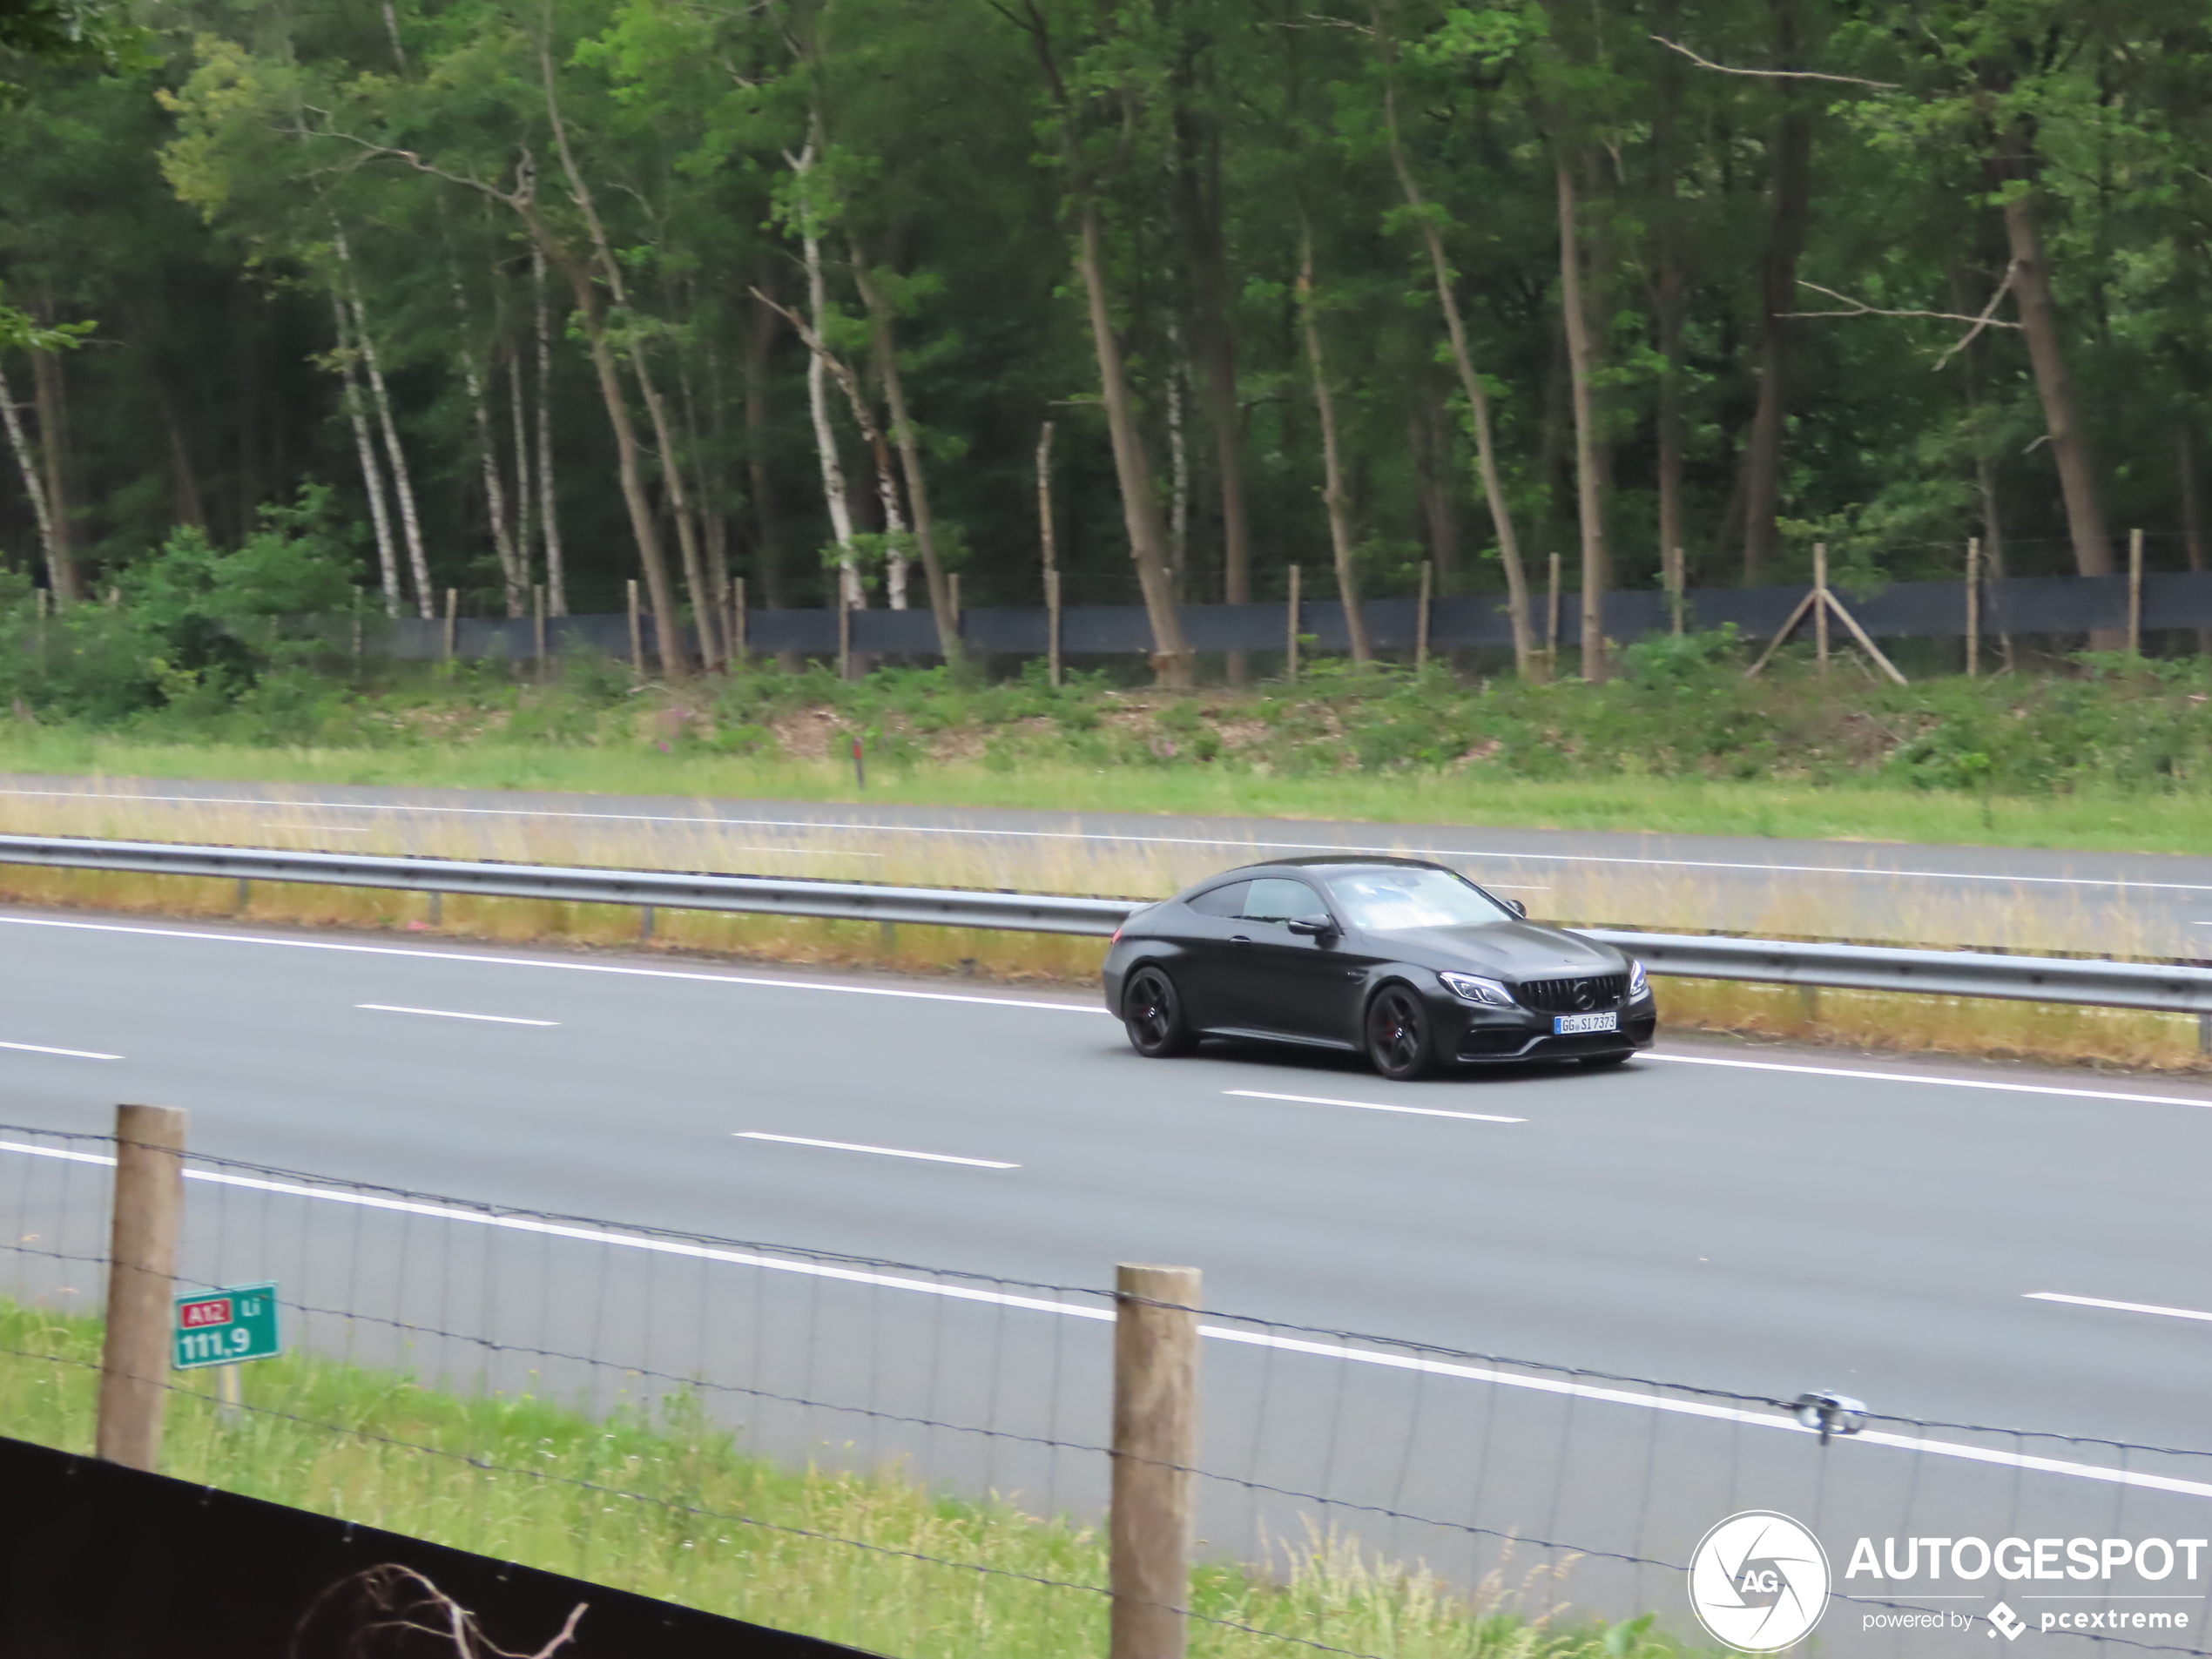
1224, 1089, 1523, 1124
4, 784, 2206, 892
0, 1134, 2199, 1500
1645, 1050, 2212, 1110
736, 1131, 1017, 1169
2027, 1291, 2212, 1325
0, 915, 1109, 1015
0, 1040, 121, 1061
356, 1004, 559, 1028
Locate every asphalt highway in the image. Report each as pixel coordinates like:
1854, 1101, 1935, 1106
3, 907, 2208, 1648
4, 773, 2212, 954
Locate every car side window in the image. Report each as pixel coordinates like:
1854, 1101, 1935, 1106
1185, 881, 1250, 918
1242, 878, 1330, 925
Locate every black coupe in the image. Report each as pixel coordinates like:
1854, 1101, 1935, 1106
1102, 857, 1656, 1079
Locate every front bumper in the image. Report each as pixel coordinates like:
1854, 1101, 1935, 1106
1449, 999, 1657, 1064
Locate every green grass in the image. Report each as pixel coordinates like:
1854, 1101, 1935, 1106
0, 1299, 1695, 1659
5, 732, 2212, 857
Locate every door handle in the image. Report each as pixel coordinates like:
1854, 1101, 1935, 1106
1231, 934, 1252, 945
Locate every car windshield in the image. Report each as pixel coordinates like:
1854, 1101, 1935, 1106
1323, 868, 1514, 932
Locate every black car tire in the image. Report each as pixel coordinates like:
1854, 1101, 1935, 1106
1123, 966, 1198, 1058
1579, 1051, 1634, 1069
1365, 984, 1436, 1081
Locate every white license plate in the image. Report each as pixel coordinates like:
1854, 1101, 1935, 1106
1553, 1012, 1619, 1035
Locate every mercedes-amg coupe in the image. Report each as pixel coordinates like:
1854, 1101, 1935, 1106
1102, 857, 1656, 1079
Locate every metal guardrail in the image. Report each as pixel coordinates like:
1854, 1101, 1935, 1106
1, 832, 2209, 1016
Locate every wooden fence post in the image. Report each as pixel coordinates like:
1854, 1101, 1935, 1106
1046, 567, 1063, 689
1415, 559, 1433, 671
442, 588, 458, 661
97, 1103, 189, 1473
1813, 543, 1830, 675
626, 579, 643, 672
1110, 1264, 1200, 1659
2128, 527, 2144, 656
1668, 550, 1686, 637
1545, 552, 1561, 679
732, 577, 747, 666
950, 573, 962, 638
1285, 564, 1300, 682
533, 583, 548, 675
1965, 539, 1980, 678
838, 595, 853, 682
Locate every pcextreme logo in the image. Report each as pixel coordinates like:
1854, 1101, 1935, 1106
1688, 1511, 1831, 1652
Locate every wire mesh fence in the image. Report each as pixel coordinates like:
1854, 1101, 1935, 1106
3, 1116, 2208, 1659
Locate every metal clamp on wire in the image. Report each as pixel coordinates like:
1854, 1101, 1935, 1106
1792, 1391, 1867, 1446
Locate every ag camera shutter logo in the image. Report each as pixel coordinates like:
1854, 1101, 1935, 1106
1688, 1511, 1831, 1651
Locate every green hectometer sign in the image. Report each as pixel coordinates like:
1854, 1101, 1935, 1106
172, 1282, 281, 1370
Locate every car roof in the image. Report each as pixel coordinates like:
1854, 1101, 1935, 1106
1193, 855, 1451, 884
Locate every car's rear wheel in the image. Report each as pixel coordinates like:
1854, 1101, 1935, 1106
1123, 966, 1197, 1057
1365, 985, 1436, 1081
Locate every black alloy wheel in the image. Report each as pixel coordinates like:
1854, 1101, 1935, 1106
1365, 985, 1436, 1081
1123, 966, 1197, 1057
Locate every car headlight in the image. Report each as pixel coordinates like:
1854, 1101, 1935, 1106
1628, 959, 1650, 1001
1440, 971, 1515, 1007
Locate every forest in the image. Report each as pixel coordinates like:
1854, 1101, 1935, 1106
3, 0, 2210, 686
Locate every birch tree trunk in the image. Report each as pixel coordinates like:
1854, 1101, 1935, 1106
1296, 221, 1372, 664
537, 45, 690, 672
0, 363, 63, 602
532, 247, 566, 616
27, 342, 80, 604
853, 258, 965, 667
509, 338, 535, 595
454, 279, 524, 617
329, 289, 401, 617
336, 241, 432, 618
1556, 156, 1609, 681
1380, 67, 1534, 675
1999, 153, 2114, 586
1074, 195, 1194, 686
789, 145, 860, 616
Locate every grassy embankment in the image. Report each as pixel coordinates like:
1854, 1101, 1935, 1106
0, 1300, 1690, 1659
1, 648, 2208, 1070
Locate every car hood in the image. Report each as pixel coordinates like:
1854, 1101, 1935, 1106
1366, 921, 1627, 980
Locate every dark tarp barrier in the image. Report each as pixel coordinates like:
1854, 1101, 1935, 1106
330, 570, 2212, 664
0, 1435, 874, 1659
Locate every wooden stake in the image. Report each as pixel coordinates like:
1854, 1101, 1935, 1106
838, 592, 853, 682
1285, 564, 1301, 682
1109, 1264, 1199, 1659
1825, 593, 1911, 686
950, 572, 962, 632
733, 577, 747, 664
1416, 560, 1433, 670
1813, 543, 1830, 675
97, 1103, 188, 1473
626, 578, 643, 671
533, 583, 548, 672
1668, 549, 1686, 637
1046, 567, 1063, 689
1965, 539, 1980, 678
443, 587, 458, 660
1546, 551, 1561, 678
2128, 526, 2144, 656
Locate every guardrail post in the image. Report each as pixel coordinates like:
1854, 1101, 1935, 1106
1110, 1263, 1199, 1659
97, 1103, 188, 1473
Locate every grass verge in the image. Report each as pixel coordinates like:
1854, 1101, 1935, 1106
6, 731, 2212, 855
0, 1300, 1692, 1659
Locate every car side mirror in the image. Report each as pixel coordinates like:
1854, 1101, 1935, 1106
1287, 917, 1339, 939
1507, 899, 1527, 920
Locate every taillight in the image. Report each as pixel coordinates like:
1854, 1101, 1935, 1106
1110, 928, 1123, 943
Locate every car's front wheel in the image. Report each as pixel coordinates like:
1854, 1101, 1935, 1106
1365, 985, 1436, 1081
1123, 966, 1198, 1057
